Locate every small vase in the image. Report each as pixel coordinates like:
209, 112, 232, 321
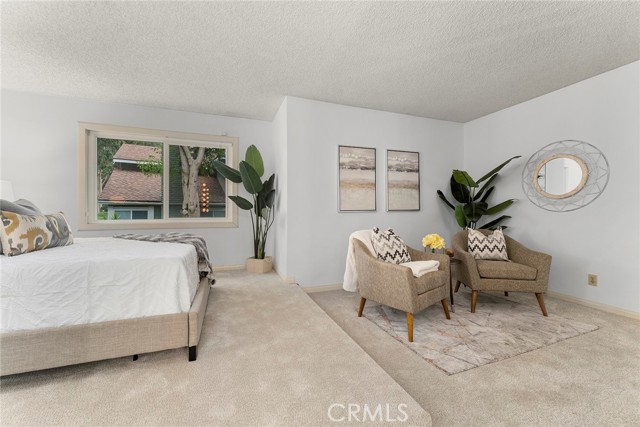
425, 248, 444, 254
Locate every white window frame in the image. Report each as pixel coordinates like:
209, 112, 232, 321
78, 122, 239, 230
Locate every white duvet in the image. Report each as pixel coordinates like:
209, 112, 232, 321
0, 237, 201, 333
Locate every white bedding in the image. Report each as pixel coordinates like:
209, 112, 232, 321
0, 237, 201, 333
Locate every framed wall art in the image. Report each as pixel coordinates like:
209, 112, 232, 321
338, 145, 376, 212
386, 149, 420, 211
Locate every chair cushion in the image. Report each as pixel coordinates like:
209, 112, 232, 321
476, 260, 537, 280
413, 270, 447, 295
371, 227, 410, 264
468, 228, 509, 261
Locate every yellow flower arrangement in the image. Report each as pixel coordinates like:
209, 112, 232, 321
422, 233, 446, 250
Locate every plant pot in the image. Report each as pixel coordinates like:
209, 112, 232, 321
246, 256, 273, 274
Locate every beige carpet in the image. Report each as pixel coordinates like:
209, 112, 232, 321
0, 271, 431, 426
311, 287, 640, 427
363, 291, 598, 375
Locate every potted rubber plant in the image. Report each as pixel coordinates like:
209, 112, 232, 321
213, 145, 275, 273
437, 156, 521, 229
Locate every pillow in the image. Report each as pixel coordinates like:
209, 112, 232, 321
468, 228, 509, 261
0, 211, 74, 256
0, 199, 42, 215
371, 227, 411, 264
0, 199, 42, 254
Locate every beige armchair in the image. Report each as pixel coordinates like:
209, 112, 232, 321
353, 240, 450, 342
452, 230, 552, 315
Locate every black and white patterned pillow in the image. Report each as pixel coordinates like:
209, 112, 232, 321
371, 227, 411, 264
468, 228, 509, 261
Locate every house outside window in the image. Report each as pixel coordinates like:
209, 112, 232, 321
107, 207, 156, 220
79, 123, 239, 230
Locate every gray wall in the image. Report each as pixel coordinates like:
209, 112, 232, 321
463, 61, 640, 313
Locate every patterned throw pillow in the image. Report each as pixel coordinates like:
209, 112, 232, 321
0, 199, 42, 254
468, 228, 509, 261
371, 227, 411, 264
0, 211, 74, 256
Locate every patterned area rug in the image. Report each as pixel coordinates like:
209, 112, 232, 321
363, 291, 598, 375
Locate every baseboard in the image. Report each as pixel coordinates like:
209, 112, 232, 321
213, 264, 297, 284
303, 283, 343, 294
213, 264, 245, 272
272, 266, 296, 284
546, 290, 640, 321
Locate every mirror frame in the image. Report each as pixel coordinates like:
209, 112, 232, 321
522, 140, 610, 212
533, 153, 588, 199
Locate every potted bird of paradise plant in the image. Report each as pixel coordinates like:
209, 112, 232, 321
213, 145, 275, 273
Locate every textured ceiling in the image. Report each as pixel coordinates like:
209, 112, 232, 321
2, 1, 638, 122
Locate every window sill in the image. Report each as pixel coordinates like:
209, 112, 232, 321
78, 219, 238, 231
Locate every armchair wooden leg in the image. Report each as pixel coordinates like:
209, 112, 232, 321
504, 291, 509, 297
535, 293, 548, 317
470, 290, 479, 313
441, 298, 451, 319
454, 281, 462, 293
357, 297, 366, 317
407, 312, 414, 342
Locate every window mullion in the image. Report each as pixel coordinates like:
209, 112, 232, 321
163, 141, 169, 220
89, 132, 98, 222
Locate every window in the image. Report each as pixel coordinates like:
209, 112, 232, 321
79, 123, 239, 230
107, 207, 155, 220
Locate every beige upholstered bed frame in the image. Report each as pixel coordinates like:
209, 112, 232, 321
0, 277, 210, 376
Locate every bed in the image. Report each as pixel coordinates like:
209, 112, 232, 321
0, 237, 211, 376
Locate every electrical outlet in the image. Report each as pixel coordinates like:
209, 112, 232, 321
588, 274, 598, 286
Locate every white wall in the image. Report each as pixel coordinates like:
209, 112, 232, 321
285, 97, 464, 286
0, 92, 464, 287
0, 90, 273, 266
6, 67, 636, 314
271, 98, 289, 280
464, 62, 640, 313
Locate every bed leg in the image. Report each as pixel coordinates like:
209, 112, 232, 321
188, 346, 197, 362
132, 354, 139, 361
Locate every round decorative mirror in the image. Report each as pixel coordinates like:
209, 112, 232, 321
522, 140, 609, 212
533, 154, 588, 199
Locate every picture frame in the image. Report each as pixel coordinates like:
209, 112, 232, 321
386, 149, 420, 211
338, 145, 376, 212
